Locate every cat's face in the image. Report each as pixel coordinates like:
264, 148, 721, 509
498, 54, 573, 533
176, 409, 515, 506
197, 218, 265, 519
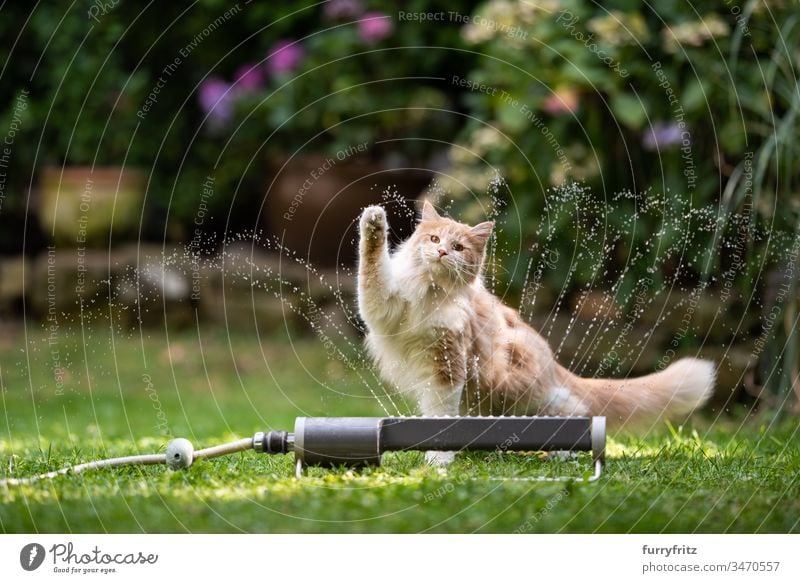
408, 201, 493, 287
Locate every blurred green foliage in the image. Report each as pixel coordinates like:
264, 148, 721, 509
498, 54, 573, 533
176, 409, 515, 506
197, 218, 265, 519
0, 1, 797, 407
443, 0, 799, 406
447, 0, 799, 267
0, 1, 480, 240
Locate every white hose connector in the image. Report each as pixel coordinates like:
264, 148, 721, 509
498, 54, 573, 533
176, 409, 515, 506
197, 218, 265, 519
165, 438, 194, 470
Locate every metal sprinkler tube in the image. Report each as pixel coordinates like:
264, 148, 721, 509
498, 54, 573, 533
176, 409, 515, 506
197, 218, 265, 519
254, 416, 606, 481
2, 416, 606, 485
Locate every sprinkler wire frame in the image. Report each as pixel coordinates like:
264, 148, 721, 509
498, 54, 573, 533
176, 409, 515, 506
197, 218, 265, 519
1, 416, 605, 485
255, 415, 606, 481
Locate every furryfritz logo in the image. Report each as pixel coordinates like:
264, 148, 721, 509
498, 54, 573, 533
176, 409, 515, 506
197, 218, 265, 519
20, 543, 46, 571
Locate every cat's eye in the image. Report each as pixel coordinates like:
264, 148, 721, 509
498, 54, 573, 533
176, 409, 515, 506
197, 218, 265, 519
430, 235, 440, 243
452, 243, 464, 252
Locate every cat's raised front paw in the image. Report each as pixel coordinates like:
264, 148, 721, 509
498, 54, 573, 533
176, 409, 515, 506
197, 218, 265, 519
360, 205, 387, 238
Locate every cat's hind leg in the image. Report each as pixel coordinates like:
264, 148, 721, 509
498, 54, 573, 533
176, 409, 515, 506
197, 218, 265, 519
417, 331, 468, 466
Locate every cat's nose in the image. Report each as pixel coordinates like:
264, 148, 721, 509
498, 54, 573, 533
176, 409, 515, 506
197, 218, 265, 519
438, 248, 448, 257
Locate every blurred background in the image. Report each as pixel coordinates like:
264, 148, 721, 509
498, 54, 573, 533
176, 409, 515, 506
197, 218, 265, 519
0, 0, 798, 437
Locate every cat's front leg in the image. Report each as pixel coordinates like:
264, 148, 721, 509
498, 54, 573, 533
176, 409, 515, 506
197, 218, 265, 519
358, 206, 396, 322
419, 385, 463, 466
359, 205, 387, 251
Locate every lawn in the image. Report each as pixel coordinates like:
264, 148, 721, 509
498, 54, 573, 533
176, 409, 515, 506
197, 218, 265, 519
1, 321, 798, 533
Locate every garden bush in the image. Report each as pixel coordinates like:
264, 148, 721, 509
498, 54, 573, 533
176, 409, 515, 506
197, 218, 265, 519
440, 0, 798, 406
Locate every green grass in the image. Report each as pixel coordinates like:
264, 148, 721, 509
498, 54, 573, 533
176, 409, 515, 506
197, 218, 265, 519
1, 322, 798, 533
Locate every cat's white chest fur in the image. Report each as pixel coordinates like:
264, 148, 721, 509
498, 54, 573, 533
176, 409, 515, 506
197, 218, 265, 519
362, 253, 470, 395
392, 253, 471, 332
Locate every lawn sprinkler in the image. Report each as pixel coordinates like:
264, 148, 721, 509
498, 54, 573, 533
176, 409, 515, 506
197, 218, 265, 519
1, 416, 605, 485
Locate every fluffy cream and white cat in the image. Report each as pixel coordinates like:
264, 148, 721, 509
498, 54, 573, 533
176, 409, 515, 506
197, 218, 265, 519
357, 202, 715, 464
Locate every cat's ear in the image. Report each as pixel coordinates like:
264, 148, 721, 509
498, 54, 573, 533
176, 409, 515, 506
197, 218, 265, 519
470, 221, 494, 246
421, 200, 440, 222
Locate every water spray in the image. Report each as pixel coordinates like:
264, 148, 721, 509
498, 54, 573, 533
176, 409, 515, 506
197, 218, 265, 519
1, 416, 605, 484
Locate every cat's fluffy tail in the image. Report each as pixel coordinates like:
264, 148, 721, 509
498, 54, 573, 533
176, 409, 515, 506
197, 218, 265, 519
558, 358, 715, 427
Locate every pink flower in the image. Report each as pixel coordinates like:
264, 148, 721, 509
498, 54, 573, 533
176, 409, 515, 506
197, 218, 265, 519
198, 77, 234, 127
234, 63, 265, 93
266, 40, 305, 76
542, 87, 580, 116
324, 0, 363, 20
358, 12, 393, 44
642, 122, 684, 151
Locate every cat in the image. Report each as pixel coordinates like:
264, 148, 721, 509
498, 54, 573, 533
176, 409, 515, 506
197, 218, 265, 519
357, 201, 715, 465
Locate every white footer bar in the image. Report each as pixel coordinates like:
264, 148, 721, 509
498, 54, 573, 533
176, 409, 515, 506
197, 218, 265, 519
1, 534, 796, 582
